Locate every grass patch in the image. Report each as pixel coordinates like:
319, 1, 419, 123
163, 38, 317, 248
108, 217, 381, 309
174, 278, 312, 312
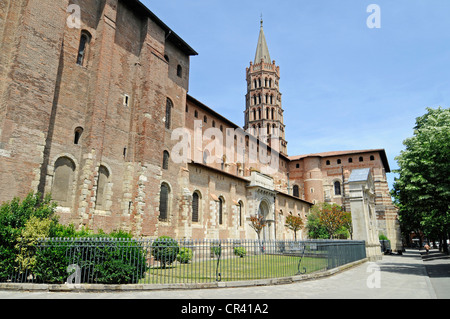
140, 254, 328, 284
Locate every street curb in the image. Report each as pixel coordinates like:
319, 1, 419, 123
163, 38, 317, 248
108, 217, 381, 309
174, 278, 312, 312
0, 258, 368, 293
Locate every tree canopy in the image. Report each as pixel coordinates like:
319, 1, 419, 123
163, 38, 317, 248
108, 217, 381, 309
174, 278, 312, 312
392, 107, 450, 252
307, 203, 351, 239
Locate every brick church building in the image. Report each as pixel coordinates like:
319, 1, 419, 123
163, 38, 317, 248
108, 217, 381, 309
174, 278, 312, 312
0, 0, 400, 250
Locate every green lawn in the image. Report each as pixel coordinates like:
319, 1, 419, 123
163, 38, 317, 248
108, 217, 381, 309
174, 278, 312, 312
140, 254, 328, 284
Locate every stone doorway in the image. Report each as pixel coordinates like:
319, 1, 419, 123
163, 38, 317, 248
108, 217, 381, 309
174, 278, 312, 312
258, 200, 274, 241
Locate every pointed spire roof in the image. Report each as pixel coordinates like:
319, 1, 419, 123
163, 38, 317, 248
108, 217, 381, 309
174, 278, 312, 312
254, 19, 271, 64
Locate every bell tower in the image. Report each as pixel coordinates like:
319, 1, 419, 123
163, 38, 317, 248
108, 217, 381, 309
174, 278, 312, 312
244, 19, 288, 156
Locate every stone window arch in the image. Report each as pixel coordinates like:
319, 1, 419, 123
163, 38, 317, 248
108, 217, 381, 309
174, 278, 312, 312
238, 200, 244, 227
74, 127, 83, 145
162, 150, 170, 170
192, 191, 201, 223
334, 180, 342, 196
293, 185, 300, 198
165, 98, 173, 129
218, 196, 225, 225
95, 165, 110, 210
76, 30, 91, 66
52, 157, 76, 207
159, 183, 170, 221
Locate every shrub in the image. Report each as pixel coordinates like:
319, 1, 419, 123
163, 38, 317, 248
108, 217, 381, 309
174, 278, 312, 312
0, 192, 57, 281
33, 237, 148, 284
210, 243, 222, 258
233, 246, 246, 258
177, 247, 193, 264
152, 236, 179, 268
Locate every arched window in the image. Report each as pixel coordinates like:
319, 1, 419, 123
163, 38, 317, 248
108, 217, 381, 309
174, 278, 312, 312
258, 78, 261, 88
238, 201, 244, 227
252, 109, 256, 121
334, 181, 342, 196
370, 155, 375, 161
165, 98, 173, 129
74, 127, 83, 145
177, 65, 182, 77
270, 95, 273, 104
76, 31, 91, 66
52, 157, 76, 207
326, 160, 331, 165
349, 158, 353, 163
159, 183, 170, 221
163, 151, 170, 170
359, 156, 364, 162
95, 165, 110, 210
269, 78, 272, 87
218, 197, 224, 225
192, 192, 200, 223
293, 185, 300, 198
271, 108, 275, 119
258, 108, 261, 120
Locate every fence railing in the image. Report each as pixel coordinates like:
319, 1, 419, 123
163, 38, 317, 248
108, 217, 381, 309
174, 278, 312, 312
3, 238, 366, 285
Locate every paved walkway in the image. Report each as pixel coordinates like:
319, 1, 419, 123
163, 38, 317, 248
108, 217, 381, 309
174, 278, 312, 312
1, 249, 448, 300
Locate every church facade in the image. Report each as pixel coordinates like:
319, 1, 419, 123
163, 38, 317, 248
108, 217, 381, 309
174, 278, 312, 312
0, 0, 400, 250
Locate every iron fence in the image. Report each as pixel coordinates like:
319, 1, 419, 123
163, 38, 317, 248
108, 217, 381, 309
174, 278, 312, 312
3, 238, 366, 285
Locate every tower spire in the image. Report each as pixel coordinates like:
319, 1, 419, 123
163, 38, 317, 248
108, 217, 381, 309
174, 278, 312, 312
254, 17, 271, 64
245, 19, 288, 156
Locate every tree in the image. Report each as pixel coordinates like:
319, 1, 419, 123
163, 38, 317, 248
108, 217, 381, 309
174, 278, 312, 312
151, 236, 180, 268
306, 208, 329, 239
342, 212, 353, 240
392, 107, 450, 253
285, 215, 304, 241
309, 203, 349, 239
249, 214, 267, 241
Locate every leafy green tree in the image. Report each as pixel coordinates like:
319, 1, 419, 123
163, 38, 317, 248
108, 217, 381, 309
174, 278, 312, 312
151, 236, 179, 268
392, 107, 450, 252
285, 215, 304, 241
307, 203, 350, 239
306, 207, 330, 239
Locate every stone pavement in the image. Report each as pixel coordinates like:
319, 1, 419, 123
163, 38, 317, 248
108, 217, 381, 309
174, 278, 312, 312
0, 249, 448, 300
420, 248, 450, 299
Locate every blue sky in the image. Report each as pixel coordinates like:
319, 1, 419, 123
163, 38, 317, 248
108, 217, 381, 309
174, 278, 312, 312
143, 0, 450, 188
